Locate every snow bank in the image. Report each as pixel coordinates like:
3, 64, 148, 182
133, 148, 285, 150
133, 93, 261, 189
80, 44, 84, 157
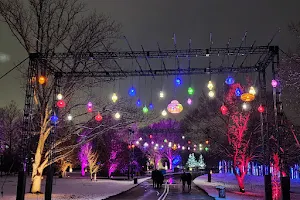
0, 176, 150, 200
193, 173, 300, 200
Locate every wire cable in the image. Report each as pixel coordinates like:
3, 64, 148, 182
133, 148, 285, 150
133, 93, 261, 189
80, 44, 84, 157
0, 57, 29, 80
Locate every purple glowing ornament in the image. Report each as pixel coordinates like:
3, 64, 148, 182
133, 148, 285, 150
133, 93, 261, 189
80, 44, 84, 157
187, 98, 192, 105
271, 80, 278, 88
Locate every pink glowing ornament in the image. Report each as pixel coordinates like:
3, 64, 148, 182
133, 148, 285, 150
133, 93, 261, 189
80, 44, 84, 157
271, 79, 278, 88
167, 100, 183, 114
95, 112, 103, 122
258, 105, 265, 113
187, 98, 192, 105
87, 102, 93, 113
56, 100, 66, 108
220, 104, 228, 115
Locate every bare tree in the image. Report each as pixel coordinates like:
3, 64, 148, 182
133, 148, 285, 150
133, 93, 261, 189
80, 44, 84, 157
87, 147, 100, 181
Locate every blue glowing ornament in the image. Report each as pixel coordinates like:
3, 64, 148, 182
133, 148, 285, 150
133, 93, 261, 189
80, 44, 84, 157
128, 87, 136, 97
225, 76, 235, 85
136, 99, 141, 107
149, 103, 154, 110
50, 115, 58, 124
235, 88, 242, 97
175, 77, 181, 86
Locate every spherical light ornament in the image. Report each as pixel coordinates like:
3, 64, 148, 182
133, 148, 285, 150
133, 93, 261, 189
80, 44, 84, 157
161, 109, 167, 117
56, 100, 66, 108
114, 112, 121, 119
242, 102, 250, 111
207, 81, 214, 90
56, 93, 63, 100
205, 147, 209, 151
182, 136, 185, 139
95, 112, 103, 122
167, 100, 183, 114
143, 106, 149, 114
225, 76, 235, 85
182, 146, 185, 150
271, 80, 278, 88
143, 142, 149, 147
50, 115, 58, 124
128, 87, 136, 97
220, 105, 228, 115
87, 107, 93, 113
111, 93, 118, 103
164, 139, 168, 143
149, 103, 154, 110
241, 93, 255, 102
38, 76, 46, 85
208, 90, 215, 98
249, 86, 256, 95
187, 98, 192, 105
235, 88, 242, 97
87, 102, 93, 108
159, 91, 165, 98
175, 77, 182, 86
67, 114, 73, 121
136, 99, 142, 107
258, 105, 265, 113
188, 87, 194, 95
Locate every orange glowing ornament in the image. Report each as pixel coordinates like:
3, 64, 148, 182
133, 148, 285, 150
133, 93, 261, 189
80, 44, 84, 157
38, 76, 46, 85
167, 100, 183, 114
240, 93, 255, 102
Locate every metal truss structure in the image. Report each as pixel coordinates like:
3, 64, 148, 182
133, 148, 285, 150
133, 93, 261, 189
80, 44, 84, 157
17, 45, 282, 200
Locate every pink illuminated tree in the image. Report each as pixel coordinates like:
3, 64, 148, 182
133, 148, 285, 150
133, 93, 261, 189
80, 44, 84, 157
79, 142, 92, 177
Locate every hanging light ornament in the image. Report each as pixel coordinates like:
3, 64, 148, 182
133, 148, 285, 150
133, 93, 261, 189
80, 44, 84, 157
56, 93, 63, 100
225, 76, 235, 85
128, 87, 136, 97
188, 87, 194, 95
241, 93, 255, 102
271, 80, 278, 88
208, 90, 215, 98
95, 112, 103, 122
50, 115, 58, 124
56, 100, 66, 108
114, 112, 121, 119
187, 98, 192, 105
242, 102, 250, 111
175, 77, 182, 86
149, 103, 154, 110
220, 104, 228, 115
159, 91, 165, 98
167, 100, 183, 114
249, 86, 256, 95
87, 102, 93, 113
143, 142, 149, 147
207, 81, 214, 90
38, 76, 46, 85
136, 99, 142, 107
142, 106, 149, 114
111, 93, 118, 103
258, 105, 265, 113
161, 109, 167, 117
235, 88, 242, 97
67, 114, 73, 121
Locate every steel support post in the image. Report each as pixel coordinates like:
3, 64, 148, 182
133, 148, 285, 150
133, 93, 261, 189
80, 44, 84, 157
16, 56, 37, 200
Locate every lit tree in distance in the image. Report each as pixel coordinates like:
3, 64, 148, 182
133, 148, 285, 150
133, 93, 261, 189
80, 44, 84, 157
186, 153, 198, 169
79, 142, 91, 177
88, 148, 100, 181
197, 154, 206, 169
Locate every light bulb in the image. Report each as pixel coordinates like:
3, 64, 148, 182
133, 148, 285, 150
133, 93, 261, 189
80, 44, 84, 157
188, 87, 194, 95
159, 91, 165, 98
161, 109, 167, 116
111, 93, 118, 103
67, 114, 73, 121
114, 112, 121, 119
143, 106, 149, 113
207, 81, 214, 90
242, 102, 250, 111
208, 90, 215, 98
249, 86, 256, 95
57, 93, 63, 100
187, 98, 192, 105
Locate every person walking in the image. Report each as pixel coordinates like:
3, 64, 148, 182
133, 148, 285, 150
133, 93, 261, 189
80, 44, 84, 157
186, 172, 192, 192
151, 170, 157, 188
180, 171, 187, 192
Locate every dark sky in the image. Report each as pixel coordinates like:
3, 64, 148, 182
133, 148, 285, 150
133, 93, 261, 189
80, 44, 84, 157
0, 0, 299, 118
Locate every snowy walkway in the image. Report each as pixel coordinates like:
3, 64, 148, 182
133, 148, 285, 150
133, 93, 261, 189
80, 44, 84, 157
193, 173, 300, 200
0, 176, 150, 200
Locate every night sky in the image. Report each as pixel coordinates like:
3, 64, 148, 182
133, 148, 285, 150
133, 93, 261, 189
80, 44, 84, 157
0, 0, 299, 120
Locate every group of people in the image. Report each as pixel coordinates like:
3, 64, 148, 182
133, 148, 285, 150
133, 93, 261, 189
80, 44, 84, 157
151, 169, 164, 188
180, 171, 192, 192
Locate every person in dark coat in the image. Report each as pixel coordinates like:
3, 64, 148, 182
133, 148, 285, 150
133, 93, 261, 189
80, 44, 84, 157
186, 172, 192, 192
157, 170, 164, 188
151, 170, 157, 188
180, 171, 187, 192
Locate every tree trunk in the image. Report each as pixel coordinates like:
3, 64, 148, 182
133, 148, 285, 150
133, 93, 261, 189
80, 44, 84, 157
168, 157, 172, 170
81, 165, 85, 176
31, 174, 42, 193
94, 173, 97, 181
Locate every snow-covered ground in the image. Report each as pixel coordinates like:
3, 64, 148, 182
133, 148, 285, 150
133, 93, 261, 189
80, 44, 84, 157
0, 175, 150, 200
193, 173, 300, 200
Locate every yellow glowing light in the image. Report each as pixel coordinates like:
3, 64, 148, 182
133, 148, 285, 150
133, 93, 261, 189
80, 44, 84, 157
207, 81, 214, 90
249, 86, 256, 95
208, 90, 215, 98
159, 91, 165, 98
114, 112, 121, 119
161, 109, 167, 116
167, 100, 183, 114
241, 93, 255, 102
112, 93, 118, 103
38, 76, 46, 85
57, 93, 63, 100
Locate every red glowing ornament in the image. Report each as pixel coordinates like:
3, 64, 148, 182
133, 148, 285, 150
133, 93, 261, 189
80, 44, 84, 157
56, 100, 66, 108
258, 105, 265, 113
220, 105, 228, 115
188, 140, 191, 144
95, 112, 103, 122
87, 107, 93, 113
149, 134, 153, 139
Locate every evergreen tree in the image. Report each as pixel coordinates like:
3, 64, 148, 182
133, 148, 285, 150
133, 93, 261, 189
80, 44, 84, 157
197, 154, 206, 169
186, 153, 198, 168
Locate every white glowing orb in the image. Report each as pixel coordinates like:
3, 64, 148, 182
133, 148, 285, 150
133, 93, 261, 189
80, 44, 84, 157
208, 90, 215, 98
67, 114, 73, 121
57, 93, 63, 100
161, 109, 167, 116
159, 91, 165, 98
114, 112, 121, 119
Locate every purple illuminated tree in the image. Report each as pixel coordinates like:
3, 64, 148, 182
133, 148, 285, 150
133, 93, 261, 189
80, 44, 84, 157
79, 142, 91, 177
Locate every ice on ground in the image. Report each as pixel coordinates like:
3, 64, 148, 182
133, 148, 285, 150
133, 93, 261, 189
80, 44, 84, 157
0, 175, 150, 200
193, 173, 300, 200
